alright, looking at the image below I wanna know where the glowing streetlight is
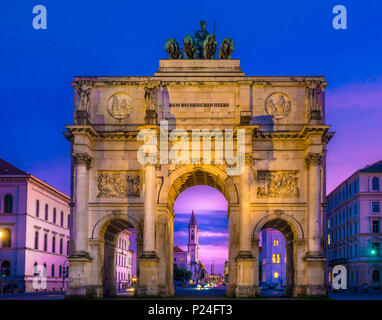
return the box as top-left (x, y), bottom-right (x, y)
top-left (0, 231), bottom-right (3, 238)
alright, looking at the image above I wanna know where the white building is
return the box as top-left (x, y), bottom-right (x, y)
top-left (0, 159), bottom-right (70, 292)
top-left (115, 230), bottom-right (134, 289)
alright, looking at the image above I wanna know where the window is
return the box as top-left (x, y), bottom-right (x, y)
top-left (2, 228), bottom-right (11, 247)
top-left (373, 270), bottom-right (380, 282)
top-left (4, 195), bottom-right (13, 213)
top-left (272, 254), bottom-right (276, 263)
top-left (372, 177), bottom-right (380, 191)
top-left (53, 208), bottom-right (56, 224)
top-left (51, 264), bottom-right (55, 277)
top-left (60, 238), bottom-right (63, 254)
top-left (45, 204), bottom-right (48, 220)
top-left (328, 234), bottom-right (331, 245)
top-left (59, 265), bottom-right (62, 277)
top-left (276, 254), bottom-right (280, 263)
top-left (36, 200), bottom-right (40, 217)
top-left (1, 261), bottom-right (10, 276)
top-left (67, 240), bottom-right (70, 256)
top-left (44, 234), bottom-right (48, 251)
top-left (67, 215), bottom-right (70, 228)
top-left (52, 236), bottom-right (56, 253)
top-left (372, 202), bottom-right (380, 213)
top-left (274, 240), bottom-right (279, 247)
top-left (373, 220), bottom-right (380, 233)
top-left (34, 231), bottom-right (39, 250)
top-left (33, 262), bottom-right (38, 276)
top-left (60, 211), bottom-right (64, 226)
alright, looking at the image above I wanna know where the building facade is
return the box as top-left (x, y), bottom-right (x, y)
top-left (325, 160), bottom-right (382, 292)
top-left (260, 228), bottom-right (286, 286)
top-left (0, 159), bottom-right (70, 292)
top-left (115, 230), bottom-right (134, 289)
top-left (174, 246), bottom-right (191, 271)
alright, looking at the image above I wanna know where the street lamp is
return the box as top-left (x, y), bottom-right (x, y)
top-left (62, 260), bottom-right (69, 293)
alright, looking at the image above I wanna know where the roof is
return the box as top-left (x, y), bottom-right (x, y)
top-left (0, 158), bottom-right (70, 202)
top-left (189, 210), bottom-right (197, 227)
top-left (359, 160), bottom-right (382, 173)
top-left (0, 158), bottom-right (28, 176)
top-left (174, 246), bottom-right (185, 253)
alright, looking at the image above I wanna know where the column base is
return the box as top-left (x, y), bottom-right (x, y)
top-left (137, 252), bottom-right (160, 297)
top-left (235, 285), bottom-right (256, 298)
top-left (67, 254), bottom-right (93, 298)
top-left (303, 253), bottom-right (327, 298)
top-left (235, 251), bottom-right (255, 298)
top-left (293, 285), bottom-right (307, 297)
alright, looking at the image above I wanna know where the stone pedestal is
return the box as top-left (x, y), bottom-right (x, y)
top-left (137, 252), bottom-right (160, 297)
top-left (235, 251), bottom-right (255, 298)
top-left (303, 254), bottom-right (327, 297)
top-left (66, 255), bottom-right (93, 298)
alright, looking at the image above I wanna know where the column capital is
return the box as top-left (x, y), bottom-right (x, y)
top-left (305, 152), bottom-right (322, 167)
top-left (73, 152), bottom-right (92, 169)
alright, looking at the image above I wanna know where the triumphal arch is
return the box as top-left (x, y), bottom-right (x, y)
top-left (65, 26), bottom-right (333, 298)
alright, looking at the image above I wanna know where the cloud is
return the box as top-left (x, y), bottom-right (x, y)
top-left (199, 231), bottom-right (228, 238)
top-left (326, 79), bottom-right (382, 110)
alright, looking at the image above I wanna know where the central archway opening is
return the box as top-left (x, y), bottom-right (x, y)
top-left (167, 167), bottom-right (232, 297)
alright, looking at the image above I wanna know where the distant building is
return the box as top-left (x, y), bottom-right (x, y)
top-left (325, 160), bottom-right (382, 292)
top-left (188, 210), bottom-right (199, 281)
top-left (174, 246), bottom-right (191, 271)
top-left (174, 210), bottom-right (205, 283)
top-left (115, 230), bottom-right (134, 289)
top-left (0, 159), bottom-right (70, 292)
top-left (260, 228), bottom-right (286, 285)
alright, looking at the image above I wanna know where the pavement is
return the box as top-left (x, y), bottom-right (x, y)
top-left (0, 287), bottom-right (381, 300)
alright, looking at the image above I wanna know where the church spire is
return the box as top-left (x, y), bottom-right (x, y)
top-left (189, 210), bottom-right (198, 227)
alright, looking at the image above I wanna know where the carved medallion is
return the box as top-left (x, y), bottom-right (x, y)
top-left (265, 93), bottom-right (292, 120)
top-left (97, 172), bottom-right (140, 198)
top-left (257, 170), bottom-right (299, 198)
top-left (108, 93), bottom-right (132, 120)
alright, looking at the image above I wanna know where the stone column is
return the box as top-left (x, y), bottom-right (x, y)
top-left (227, 205), bottom-right (239, 297)
top-left (251, 238), bottom-right (260, 295)
top-left (72, 152), bottom-right (92, 256)
top-left (143, 164), bottom-right (156, 253)
top-left (304, 152), bottom-right (326, 297)
top-left (235, 155), bottom-right (255, 297)
top-left (305, 152), bottom-right (322, 255)
top-left (293, 239), bottom-right (307, 296)
top-left (88, 239), bottom-right (104, 298)
top-left (137, 163), bottom-right (159, 296)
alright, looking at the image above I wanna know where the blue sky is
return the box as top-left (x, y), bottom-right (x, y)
top-left (1, 0), bottom-right (382, 275)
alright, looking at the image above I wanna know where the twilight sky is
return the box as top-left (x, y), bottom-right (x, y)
top-left (1, 1), bottom-right (382, 275)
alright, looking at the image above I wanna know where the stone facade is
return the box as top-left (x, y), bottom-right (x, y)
top-left (64, 59), bottom-right (333, 298)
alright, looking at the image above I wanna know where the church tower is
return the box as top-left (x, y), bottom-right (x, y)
top-left (188, 210), bottom-right (199, 264)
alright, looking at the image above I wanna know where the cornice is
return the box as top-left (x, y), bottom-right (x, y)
top-left (65, 125), bottom-right (99, 139)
